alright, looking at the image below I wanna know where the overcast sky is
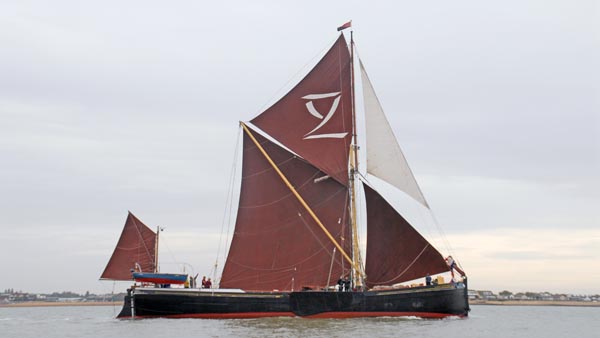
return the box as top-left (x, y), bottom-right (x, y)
top-left (1, 0), bottom-right (598, 295)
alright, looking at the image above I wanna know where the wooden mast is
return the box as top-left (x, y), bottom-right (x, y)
top-left (154, 226), bottom-right (159, 273)
top-left (348, 29), bottom-right (364, 288)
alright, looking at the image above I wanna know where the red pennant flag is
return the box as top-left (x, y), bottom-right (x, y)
top-left (337, 20), bottom-right (352, 31)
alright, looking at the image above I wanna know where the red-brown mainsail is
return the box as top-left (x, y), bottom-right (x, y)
top-left (220, 130), bottom-right (352, 291)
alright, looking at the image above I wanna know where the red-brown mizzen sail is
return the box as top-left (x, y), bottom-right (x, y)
top-left (251, 34), bottom-right (352, 186)
top-left (100, 212), bottom-right (157, 281)
top-left (363, 184), bottom-right (448, 287)
top-left (220, 130), bottom-right (352, 291)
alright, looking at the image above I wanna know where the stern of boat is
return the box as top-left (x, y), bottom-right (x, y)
top-left (116, 288), bottom-right (133, 319)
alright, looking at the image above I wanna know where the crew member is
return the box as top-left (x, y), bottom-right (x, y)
top-left (445, 256), bottom-right (466, 278)
top-left (343, 277), bottom-right (351, 292)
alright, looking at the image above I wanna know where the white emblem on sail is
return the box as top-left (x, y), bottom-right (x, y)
top-left (302, 92), bottom-right (348, 139)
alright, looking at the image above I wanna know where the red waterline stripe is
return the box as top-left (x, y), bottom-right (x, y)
top-left (122, 311), bottom-right (465, 319)
top-left (304, 312), bottom-right (465, 319)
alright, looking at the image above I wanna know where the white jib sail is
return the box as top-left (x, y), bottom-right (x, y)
top-left (360, 60), bottom-right (430, 209)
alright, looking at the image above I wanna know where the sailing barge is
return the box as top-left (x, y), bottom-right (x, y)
top-left (102, 26), bottom-right (470, 319)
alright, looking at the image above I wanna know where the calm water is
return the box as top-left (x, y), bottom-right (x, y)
top-left (1, 305), bottom-right (598, 338)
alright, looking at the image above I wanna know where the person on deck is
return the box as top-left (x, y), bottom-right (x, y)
top-left (201, 276), bottom-right (207, 288)
top-left (343, 277), bottom-right (351, 292)
top-left (337, 277), bottom-right (344, 292)
top-left (205, 278), bottom-right (212, 289)
top-left (445, 256), bottom-right (466, 278)
top-left (425, 274), bottom-right (432, 286)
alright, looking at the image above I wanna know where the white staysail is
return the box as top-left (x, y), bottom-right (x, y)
top-left (360, 60), bottom-right (429, 209)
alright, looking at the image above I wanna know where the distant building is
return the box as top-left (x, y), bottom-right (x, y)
top-left (514, 293), bottom-right (529, 300)
top-left (468, 290), bottom-right (480, 300)
top-left (478, 291), bottom-right (497, 300)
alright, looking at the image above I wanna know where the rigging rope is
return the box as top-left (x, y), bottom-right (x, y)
top-left (214, 124), bottom-right (242, 284)
top-left (158, 231), bottom-right (179, 269)
top-left (428, 209), bottom-right (461, 269)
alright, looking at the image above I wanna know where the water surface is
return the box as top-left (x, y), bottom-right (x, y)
top-left (1, 305), bottom-right (598, 338)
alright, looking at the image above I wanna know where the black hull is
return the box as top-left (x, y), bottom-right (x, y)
top-left (118, 289), bottom-right (291, 319)
top-left (291, 284), bottom-right (469, 318)
top-left (118, 282), bottom-right (469, 319)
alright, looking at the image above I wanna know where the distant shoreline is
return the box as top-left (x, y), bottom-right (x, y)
top-left (0, 301), bottom-right (122, 308)
top-left (471, 300), bottom-right (600, 307)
